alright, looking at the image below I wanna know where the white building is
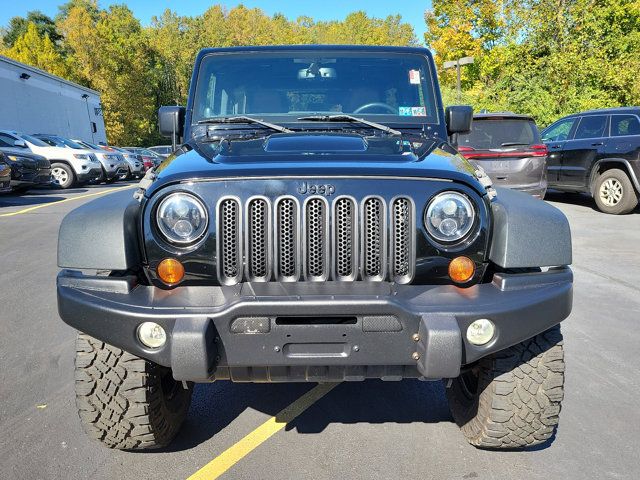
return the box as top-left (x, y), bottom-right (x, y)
top-left (0, 55), bottom-right (107, 144)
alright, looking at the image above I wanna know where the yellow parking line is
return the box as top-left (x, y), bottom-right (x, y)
top-left (0, 185), bottom-right (137, 218)
top-left (187, 383), bottom-right (339, 480)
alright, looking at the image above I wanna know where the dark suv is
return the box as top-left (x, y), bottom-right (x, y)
top-left (542, 107), bottom-right (640, 214)
top-left (457, 113), bottom-right (548, 198)
top-left (57, 45), bottom-right (572, 451)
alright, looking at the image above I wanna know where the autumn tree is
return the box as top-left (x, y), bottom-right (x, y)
top-left (2, 22), bottom-right (70, 78)
top-left (2, 11), bottom-right (62, 48)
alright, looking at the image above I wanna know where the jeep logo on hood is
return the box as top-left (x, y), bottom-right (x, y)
top-left (297, 182), bottom-right (335, 196)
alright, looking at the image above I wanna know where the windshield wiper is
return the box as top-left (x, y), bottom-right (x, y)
top-left (198, 116), bottom-right (293, 134)
top-left (298, 114), bottom-right (403, 136)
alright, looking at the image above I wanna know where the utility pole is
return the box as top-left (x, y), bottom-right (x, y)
top-left (443, 56), bottom-right (475, 103)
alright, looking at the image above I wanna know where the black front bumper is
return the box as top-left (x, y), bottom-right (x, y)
top-left (77, 167), bottom-right (103, 183)
top-left (10, 167), bottom-right (52, 188)
top-left (57, 268), bottom-right (572, 382)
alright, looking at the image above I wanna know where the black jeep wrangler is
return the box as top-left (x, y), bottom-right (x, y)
top-left (57, 46), bottom-right (572, 450)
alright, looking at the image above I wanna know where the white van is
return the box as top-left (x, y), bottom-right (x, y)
top-left (0, 130), bottom-right (102, 188)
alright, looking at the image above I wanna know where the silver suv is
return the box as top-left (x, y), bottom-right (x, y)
top-left (0, 130), bottom-right (102, 189)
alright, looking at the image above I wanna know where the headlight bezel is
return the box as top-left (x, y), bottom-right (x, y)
top-left (424, 190), bottom-right (478, 247)
top-left (156, 192), bottom-right (209, 246)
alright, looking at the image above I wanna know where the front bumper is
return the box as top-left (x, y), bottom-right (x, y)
top-left (10, 166), bottom-right (52, 188)
top-left (77, 167), bottom-right (103, 183)
top-left (57, 267), bottom-right (572, 382)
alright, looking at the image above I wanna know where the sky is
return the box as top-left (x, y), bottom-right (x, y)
top-left (0, 1), bottom-right (431, 44)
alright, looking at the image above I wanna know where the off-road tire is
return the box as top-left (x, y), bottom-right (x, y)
top-left (593, 168), bottom-right (638, 214)
top-left (51, 162), bottom-right (75, 189)
top-left (74, 333), bottom-right (193, 450)
top-left (446, 325), bottom-right (564, 449)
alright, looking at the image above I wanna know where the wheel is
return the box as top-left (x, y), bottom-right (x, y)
top-left (593, 168), bottom-right (638, 214)
top-left (446, 325), bottom-right (564, 449)
top-left (74, 333), bottom-right (193, 450)
top-left (122, 167), bottom-right (132, 180)
top-left (51, 163), bottom-right (75, 189)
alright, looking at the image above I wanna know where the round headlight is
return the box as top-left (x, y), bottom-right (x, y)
top-left (157, 193), bottom-right (208, 244)
top-left (425, 192), bottom-right (475, 243)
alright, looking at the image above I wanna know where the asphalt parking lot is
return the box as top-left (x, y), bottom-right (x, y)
top-left (1, 184), bottom-right (638, 480)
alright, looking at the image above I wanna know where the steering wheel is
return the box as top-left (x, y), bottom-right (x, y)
top-left (353, 102), bottom-right (397, 114)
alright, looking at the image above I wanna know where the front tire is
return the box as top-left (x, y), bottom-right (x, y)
top-left (593, 168), bottom-right (638, 214)
top-left (446, 325), bottom-right (564, 449)
top-left (74, 333), bottom-right (193, 450)
top-left (51, 163), bottom-right (75, 189)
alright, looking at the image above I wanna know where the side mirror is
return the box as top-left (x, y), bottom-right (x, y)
top-left (159, 106), bottom-right (186, 150)
top-left (445, 105), bottom-right (473, 136)
top-left (13, 139), bottom-right (27, 148)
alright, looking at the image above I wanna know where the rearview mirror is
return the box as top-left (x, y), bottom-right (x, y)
top-left (159, 106), bottom-right (186, 150)
top-left (445, 105), bottom-right (473, 136)
top-left (13, 139), bottom-right (27, 148)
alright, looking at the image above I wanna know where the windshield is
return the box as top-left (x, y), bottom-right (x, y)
top-left (18, 134), bottom-right (49, 147)
top-left (79, 141), bottom-right (99, 150)
top-left (192, 51), bottom-right (438, 129)
top-left (37, 135), bottom-right (84, 149)
top-left (458, 119), bottom-right (541, 149)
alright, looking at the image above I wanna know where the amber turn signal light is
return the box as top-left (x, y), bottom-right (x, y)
top-left (157, 258), bottom-right (185, 285)
top-left (448, 256), bottom-right (475, 284)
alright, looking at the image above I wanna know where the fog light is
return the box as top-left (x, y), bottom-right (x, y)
top-left (448, 256), bottom-right (475, 283)
top-left (466, 319), bottom-right (495, 346)
top-left (157, 258), bottom-right (185, 285)
top-left (137, 322), bottom-right (166, 348)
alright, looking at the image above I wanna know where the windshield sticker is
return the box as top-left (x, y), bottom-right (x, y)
top-left (399, 106), bottom-right (427, 117)
top-left (409, 69), bottom-right (421, 85)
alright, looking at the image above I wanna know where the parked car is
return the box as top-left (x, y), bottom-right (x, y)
top-left (541, 107), bottom-right (640, 214)
top-left (122, 147), bottom-right (163, 168)
top-left (99, 145), bottom-right (148, 174)
top-left (0, 153), bottom-right (11, 193)
top-left (57, 45), bottom-right (572, 452)
top-left (0, 145), bottom-right (51, 192)
top-left (71, 139), bottom-right (141, 181)
top-left (34, 134), bottom-right (127, 184)
top-left (0, 130), bottom-right (101, 189)
top-left (147, 145), bottom-right (172, 158)
top-left (457, 113), bottom-right (548, 199)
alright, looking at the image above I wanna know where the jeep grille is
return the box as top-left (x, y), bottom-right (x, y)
top-left (217, 196), bottom-right (415, 285)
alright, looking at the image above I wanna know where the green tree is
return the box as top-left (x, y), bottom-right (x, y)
top-left (59, 4), bottom-right (159, 145)
top-left (2, 11), bottom-right (62, 48)
top-left (2, 22), bottom-right (70, 78)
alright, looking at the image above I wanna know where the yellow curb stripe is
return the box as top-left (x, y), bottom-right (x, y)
top-left (187, 383), bottom-right (339, 480)
top-left (0, 185), bottom-right (137, 217)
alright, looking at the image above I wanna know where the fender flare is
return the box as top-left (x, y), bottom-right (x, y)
top-left (489, 187), bottom-right (572, 269)
top-left (57, 189), bottom-right (142, 270)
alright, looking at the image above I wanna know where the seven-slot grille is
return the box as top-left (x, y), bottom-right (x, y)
top-left (217, 196), bottom-right (414, 285)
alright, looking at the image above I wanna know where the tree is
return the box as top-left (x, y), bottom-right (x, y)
top-left (2, 11), bottom-right (62, 48)
top-left (59, 4), bottom-right (159, 145)
top-left (2, 22), bottom-right (70, 78)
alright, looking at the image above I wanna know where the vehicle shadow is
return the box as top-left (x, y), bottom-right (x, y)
top-left (0, 194), bottom-right (66, 207)
top-left (545, 190), bottom-right (640, 214)
top-left (164, 379), bottom-right (453, 453)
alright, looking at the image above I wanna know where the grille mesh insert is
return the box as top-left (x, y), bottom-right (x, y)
top-left (220, 199), bottom-right (240, 280)
top-left (305, 199), bottom-right (327, 278)
top-left (335, 198), bottom-right (355, 278)
top-left (392, 198), bottom-right (412, 280)
top-left (215, 195), bottom-right (415, 284)
top-left (363, 198), bottom-right (383, 278)
top-left (277, 199), bottom-right (297, 278)
top-left (248, 199), bottom-right (268, 279)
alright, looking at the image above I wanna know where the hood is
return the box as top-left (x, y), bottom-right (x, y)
top-left (147, 132), bottom-right (485, 197)
top-left (0, 147), bottom-right (50, 168)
